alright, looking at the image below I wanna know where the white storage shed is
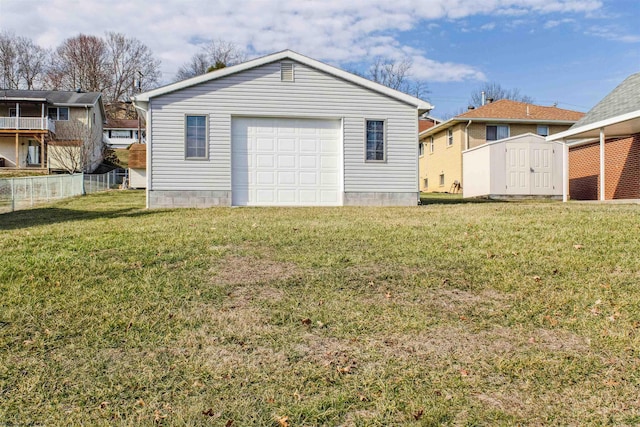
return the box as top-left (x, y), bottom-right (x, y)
top-left (462, 133), bottom-right (563, 198)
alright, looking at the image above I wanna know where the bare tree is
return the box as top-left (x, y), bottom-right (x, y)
top-left (470, 82), bottom-right (535, 107)
top-left (48, 118), bottom-right (102, 173)
top-left (15, 37), bottom-right (48, 90)
top-left (175, 40), bottom-right (247, 81)
top-left (0, 32), bottom-right (50, 90)
top-left (104, 32), bottom-right (161, 104)
top-left (354, 56), bottom-right (429, 100)
top-left (47, 34), bottom-right (109, 92)
top-left (0, 32), bottom-right (20, 89)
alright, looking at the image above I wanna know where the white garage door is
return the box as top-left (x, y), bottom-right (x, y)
top-left (231, 117), bottom-right (342, 206)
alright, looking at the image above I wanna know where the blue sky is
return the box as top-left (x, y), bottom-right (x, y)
top-left (1, 0), bottom-right (638, 117)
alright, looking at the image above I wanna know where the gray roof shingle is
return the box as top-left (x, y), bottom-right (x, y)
top-left (0, 89), bottom-right (101, 106)
top-left (571, 72), bottom-right (640, 129)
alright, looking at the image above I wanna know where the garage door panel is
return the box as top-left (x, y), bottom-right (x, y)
top-left (299, 172), bottom-right (318, 185)
top-left (278, 171), bottom-right (296, 185)
top-left (257, 155), bottom-right (274, 168)
top-left (277, 155), bottom-right (296, 168)
top-left (232, 117), bottom-right (341, 206)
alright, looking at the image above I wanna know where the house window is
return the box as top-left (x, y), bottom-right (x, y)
top-left (185, 115), bottom-right (207, 159)
top-left (537, 125), bottom-right (549, 137)
top-left (110, 130), bottom-right (132, 138)
top-left (419, 142), bottom-right (424, 157)
top-left (430, 136), bottom-right (434, 153)
top-left (365, 120), bottom-right (385, 161)
top-left (9, 108), bottom-right (17, 117)
top-left (48, 107), bottom-right (69, 121)
top-left (486, 125), bottom-right (509, 141)
top-left (439, 173), bottom-right (445, 186)
top-left (447, 129), bottom-right (454, 146)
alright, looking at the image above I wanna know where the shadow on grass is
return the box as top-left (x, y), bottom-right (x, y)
top-left (420, 193), bottom-right (502, 205)
top-left (0, 206), bottom-right (156, 230)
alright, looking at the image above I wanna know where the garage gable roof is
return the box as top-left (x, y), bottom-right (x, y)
top-left (133, 50), bottom-right (432, 111)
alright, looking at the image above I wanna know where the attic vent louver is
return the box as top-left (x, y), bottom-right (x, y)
top-left (281, 62), bottom-right (294, 82)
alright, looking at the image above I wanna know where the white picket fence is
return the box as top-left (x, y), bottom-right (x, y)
top-left (0, 169), bottom-right (127, 213)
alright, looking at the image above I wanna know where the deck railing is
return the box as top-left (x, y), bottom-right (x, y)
top-left (0, 117), bottom-right (55, 132)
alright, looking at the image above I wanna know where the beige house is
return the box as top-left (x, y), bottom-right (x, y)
top-left (0, 90), bottom-right (105, 173)
top-left (418, 99), bottom-right (584, 193)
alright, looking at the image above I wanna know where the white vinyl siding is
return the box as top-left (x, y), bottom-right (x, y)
top-left (149, 60), bottom-right (417, 193)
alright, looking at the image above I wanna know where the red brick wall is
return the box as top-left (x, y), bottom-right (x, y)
top-left (568, 133), bottom-right (640, 200)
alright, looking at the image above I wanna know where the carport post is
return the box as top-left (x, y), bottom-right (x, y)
top-left (562, 140), bottom-right (568, 202)
top-left (599, 127), bottom-right (605, 201)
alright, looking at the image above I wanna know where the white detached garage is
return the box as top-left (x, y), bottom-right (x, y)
top-left (462, 133), bottom-right (563, 199)
top-left (132, 50), bottom-right (432, 208)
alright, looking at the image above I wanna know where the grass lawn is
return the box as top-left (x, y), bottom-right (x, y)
top-left (113, 148), bottom-right (130, 168)
top-left (1, 191), bottom-right (640, 425)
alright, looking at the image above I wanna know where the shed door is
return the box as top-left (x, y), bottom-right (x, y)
top-left (231, 117), bottom-right (342, 206)
top-left (505, 142), bottom-right (529, 195)
top-left (530, 146), bottom-right (554, 195)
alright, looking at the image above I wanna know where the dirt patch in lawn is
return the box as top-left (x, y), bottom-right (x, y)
top-left (212, 255), bottom-right (300, 285)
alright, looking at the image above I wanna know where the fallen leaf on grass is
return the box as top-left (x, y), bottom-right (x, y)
top-left (460, 369), bottom-right (470, 377)
top-left (385, 292), bottom-right (392, 299)
top-left (603, 379), bottom-right (619, 387)
top-left (413, 409), bottom-right (424, 420)
top-left (301, 318), bottom-right (312, 325)
top-left (136, 399), bottom-right (145, 407)
top-left (154, 409), bottom-right (167, 422)
top-left (528, 337), bottom-right (536, 344)
top-left (533, 275), bottom-right (542, 282)
top-left (99, 401), bottom-right (109, 409)
top-left (573, 244), bottom-right (583, 250)
top-left (201, 408), bottom-right (220, 417)
top-left (358, 394), bottom-right (368, 402)
top-left (225, 420), bottom-right (234, 427)
top-left (276, 416), bottom-right (289, 427)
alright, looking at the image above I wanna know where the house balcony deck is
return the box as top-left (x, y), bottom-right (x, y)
top-left (0, 117), bottom-right (55, 134)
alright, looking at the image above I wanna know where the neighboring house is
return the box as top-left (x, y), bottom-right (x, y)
top-left (103, 119), bottom-right (143, 148)
top-left (132, 50), bottom-right (432, 208)
top-left (548, 72), bottom-right (640, 201)
top-left (0, 90), bottom-right (105, 172)
top-left (418, 99), bottom-right (584, 193)
top-left (463, 133), bottom-right (563, 198)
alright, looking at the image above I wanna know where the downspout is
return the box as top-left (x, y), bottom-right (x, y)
top-left (465, 120), bottom-right (472, 150)
top-left (132, 99), bottom-right (150, 208)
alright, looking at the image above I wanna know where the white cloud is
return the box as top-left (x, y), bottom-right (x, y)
top-left (544, 18), bottom-right (576, 28)
top-left (0, 0), bottom-right (604, 82)
top-left (587, 26), bottom-right (640, 43)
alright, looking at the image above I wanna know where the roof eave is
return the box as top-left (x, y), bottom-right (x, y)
top-left (547, 109), bottom-right (640, 141)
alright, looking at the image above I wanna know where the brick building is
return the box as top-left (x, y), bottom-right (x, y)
top-left (549, 73), bottom-right (640, 200)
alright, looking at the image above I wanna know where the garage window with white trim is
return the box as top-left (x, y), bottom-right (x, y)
top-left (185, 115), bottom-right (207, 159)
top-left (366, 119), bottom-right (385, 161)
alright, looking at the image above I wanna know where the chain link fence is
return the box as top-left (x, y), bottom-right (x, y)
top-left (0, 169), bottom-right (128, 213)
